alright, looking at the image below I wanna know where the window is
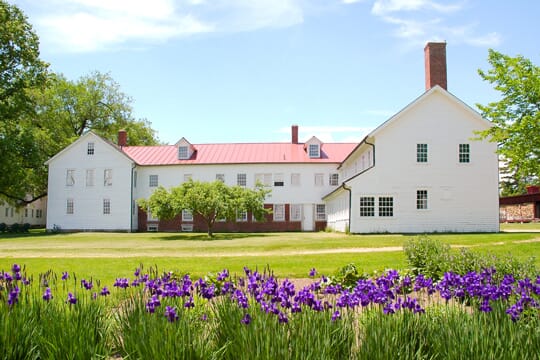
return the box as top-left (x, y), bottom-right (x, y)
top-left (147, 207), bottom-right (158, 221)
top-left (149, 175), bottom-right (158, 187)
top-left (316, 204), bottom-right (326, 221)
top-left (237, 173), bottom-right (247, 187)
top-left (290, 204), bottom-right (302, 221)
top-left (459, 144), bottom-right (470, 163)
top-left (36, 209), bottom-right (42, 218)
top-left (85, 169), bottom-right (95, 186)
top-left (4, 208), bottom-right (8, 217)
top-left (329, 173), bottom-right (339, 186)
top-left (103, 199), bottom-right (111, 214)
top-left (31, 209), bottom-right (34, 218)
top-left (360, 197), bottom-right (375, 217)
top-left (147, 224), bottom-right (158, 232)
top-left (291, 173), bottom-right (300, 186)
top-left (216, 174), bottom-right (225, 183)
top-left (379, 197), bottom-right (394, 217)
top-left (87, 142), bottom-right (95, 155)
top-left (236, 210), bottom-right (248, 222)
top-left (314, 173), bottom-right (324, 186)
top-left (417, 144), bottom-right (428, 163)
top-left (66, 199), bottom-right (74, 214)
top-left (182, 209), bottom-right (193, 221)
top-left (66, 169), bottom-right (75, 186)
top-left (255, 173), bottom-right (272, 186)
top-left (104, 169), bottom-right (113, 186)
top-left (273, 204), bottom-right (285, 221)
top-left (178, 146), bottom-right (189, 159)
top-left (417, 190), bottom-right (428, 210)
top-left (24, 209), bottom-right (28, 217)
top-left (308, 144), bottom-right (320, 158)
top-left (273, 173), bottom-right (284, 187)
top-left (184, 174), bottom-right (193, 182)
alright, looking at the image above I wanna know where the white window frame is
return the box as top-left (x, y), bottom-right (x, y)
top-left (273, 204), bottom-right (285, 222)
top-left (360, 197), bottom-right (375, 217)
top-left (66, 199), bottom-right (74, 215)
top-left (104, 169), bottom-right (113, 186)
top-left (149, 175), bottom-right (159, 187)
top-left (314, 173), bottom-right (324, 186)
top-left (290, 204), bottom-right (302, 221)
top-left (87, 142), bottom-right (95, 155)
top-left (147, 224), bottom-right (158, 232)
top-left (308, 144), bottom-right (320, 158)
top-left (103, 198), bottom-right (111, 215)
top-left (417, 143), bottom-right (428, 163)
top-left (459, 143), bottom-right (470, 163)
top-left (66, 169), bottom-right (75, 186)
top-left (237, 173), bottom-right (247, 187)
top-left (178, 146), bottom-right (189, 159)
top-left (378, 197), bottom-right (394, 217)
top-left (329, 173), bottom-right (339, 186)
top-left (316, 204), bottom-right (326, 221)
top-left (182, 209), bottom-right (193, 222)
top-left (417, 190), bottom-right (428, 210)
top-left (216, 174), bottom-right (225, 183)
top-left (86, 169), bottom-right (95, 187)
top-left (236, 210), bottom-right (248, 222)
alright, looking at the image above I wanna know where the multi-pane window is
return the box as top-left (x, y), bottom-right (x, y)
top-left (379, 197), bottom-right (394, 217)
top-left (66, 199), bottom-right (74, 214)
top-left (103, 199), bottom-right (111, 214)
top-left (86, 169), bottom-right (95, 186)
top-left (274, 173), bottom-right (284, 187)
top-left (87, 142), bottom-right (95, 155)
top-left (66, 169), bottom-right (75, 186)
top-left (329, 173), bottom-right (339, 186)
top-left (316, 204), bottom-right (326, 221)
top-left (417, 144), bottom-right (428, 163)
top-left (255, 173), bottom-right (272, 186)
top-left (273, 204), bottom-right (285, 221)
top-left (360, 197), bottom-right (375, 217)
top-left (182, 209), bottom-right (193, 221)
top-left (178, 146), bottom-right (189, 159)
top-left (314, 173), bottom-right (324, 186)
top-left (291, 173), bottom-right (300, 186)
top-left (290, 204), bottom-right (302, 221)
top-left (236, 210), bottom-right (248, 222)
top-left (417, 190), bottom-right (428, 210)
top-left (149, 175), bottom-right (158, 187)
top-left (216, 174), bottom-right (225, 183)
top-left (24, 209), bottom-right (28, 217)
top-left (36, 209), bottom-right (42, 218)
top-left (4, 208), bottom-right (8, 217)
top-left (104, 169), bottom-right (113, 186)
top-left (237, 173), bottom-right (247, 187)
top-left (459, 144), bottom-right (470, 163)
top-left (309, 144), bottom-right (320, 158)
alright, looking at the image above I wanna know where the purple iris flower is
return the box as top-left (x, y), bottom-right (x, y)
top-left (241, 313), bottom-right (251, 325)
top-left (100, 286), bottom-right (110, 296)
top-left (11, 264), bottom-right (21, 273)
top-left (66, 292), bottom-right (77, 305)
top-left (331, 310), bottom-right (341, 321)
top-left (8, 286), bottom-right (20, 306)
top-left (164, 306), bottom-right (178, 322)
top-left (309, 268), bottom-right (317, 277)
top-left (61, 272), bottom-right (69, 280)
top-left (42, 287), bottom-right (53, 301)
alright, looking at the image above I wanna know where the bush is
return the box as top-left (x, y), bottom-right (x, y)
top-left (22, 223), bottom-right (31, 232)
top-left (8, 223), bottom-right (20, 233)
top-left (403, 236), bottom-right (450, 280)
top-left (0, 223), bottom-right (6, 232)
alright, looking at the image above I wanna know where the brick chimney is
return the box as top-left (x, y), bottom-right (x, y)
top-left (118, 129), bottom-right (127, 147)
top-left (526, 185), bottom-right (540, 194)
top-left (424, 42), bottom-right (447, 90)
top-left (291, 124), bottom-right (299, 144)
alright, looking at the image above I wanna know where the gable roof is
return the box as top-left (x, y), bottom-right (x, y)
top-left (122, 142), bottom-right (357, 166)
top-left (45, 131), bottom-right (134, 165)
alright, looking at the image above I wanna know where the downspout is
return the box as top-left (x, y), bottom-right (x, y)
top-left (130, 164), bottom-right (135, 233)
top-left (342, 182), bottom-right (352, 234)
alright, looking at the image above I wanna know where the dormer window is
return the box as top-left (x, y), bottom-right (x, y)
top-left (308, 144), bottom-right (320, 158)
top-left (178, 146), bottom-right (189, 159)
top-left (87, 142), bottom-right (95, 155)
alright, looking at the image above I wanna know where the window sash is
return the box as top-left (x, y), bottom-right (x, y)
top-left (149, 175), bottom-right (159, 187)
top-left (66, 169), bottom-right (75, 186)
top-left (309, 144), bottom-right (320, 158)
top-left (417, 144), bottom-right (428, 163)
top-left (291, 173), bottom-right (300, 186)
top-left (417, 190), bottom-right (428, 210)
top-left (290, 204), bottom-right (302, 221)
top-left (329, 173), bottom-right (339, 186)
top-left (66, 199), bottom-right (74, 214)
top-left (182, 209), bottom-right (193, 221)
top-left (87, 142), bottom-right (95, 155)
top-left (104, 169), bottom-right (113, 186)
top-left (237, 173), bottom-right (247, 186)
top-left (378, 197), bottom-right (394, 217)
top-left (314, 173), bottom-right (324, 186)
top-left (459, 144), bottom-right (470, 163)
top-left (103, 199), bottom-right (111, 214)
top-left (273, 204), bottom-right (285, 221)
top-left (316, 204), bottom-right (326, 221)
top-left (178, 146), bottom-right (189, 159)
top-left (360, 197), bottom-right (375, 217)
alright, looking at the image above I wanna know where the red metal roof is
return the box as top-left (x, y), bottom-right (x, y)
top-left (122, 142), bottom-right (357, 166)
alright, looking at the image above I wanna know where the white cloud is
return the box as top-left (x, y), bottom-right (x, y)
top-left (372, 0), bottom-right (462, 15)
top-left (24, 0), bottom-right (305, 53)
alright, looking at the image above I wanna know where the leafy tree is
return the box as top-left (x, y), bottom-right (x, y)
top-left (140, 180), bottom-right (271, 237)
top-left (477, 49), bottom-right (540, 195)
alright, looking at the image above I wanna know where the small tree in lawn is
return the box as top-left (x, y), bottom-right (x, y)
top-left (139, 180), bottom-right (271, 237)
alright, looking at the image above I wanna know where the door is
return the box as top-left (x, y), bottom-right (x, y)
top-left (302, 204), bottom-right (314, 231)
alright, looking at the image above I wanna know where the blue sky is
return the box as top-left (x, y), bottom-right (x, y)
top-left (11, 0), bottom-right (540, 145)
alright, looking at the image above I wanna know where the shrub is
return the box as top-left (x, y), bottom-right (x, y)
top-left (0, 223), bottom-right (6, 232)
top-left (403, 236), bottom-right (450, 280)
top-left (22, 223), bottom-right (31, 233)
top-left (8, 223), bottom-right (20, 233)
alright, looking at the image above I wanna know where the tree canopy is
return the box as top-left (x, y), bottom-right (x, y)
top-left (139, 180), bottom-right (271, 236)
top-left (477, 49), bottom-right (540, 195)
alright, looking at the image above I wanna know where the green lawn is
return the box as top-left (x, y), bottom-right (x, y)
top-left (1, 230), bottom-right (538, 285)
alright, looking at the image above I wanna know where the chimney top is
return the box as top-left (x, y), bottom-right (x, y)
top-left (118, 129), bottom-right (127, 147)
top-left (424, 42), bottom-right (447, 91)
top-left (292, 124), bottom-right (299, 144)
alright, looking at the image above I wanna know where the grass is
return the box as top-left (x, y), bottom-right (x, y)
top-left (1, 230), bottom-right (538, 285)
